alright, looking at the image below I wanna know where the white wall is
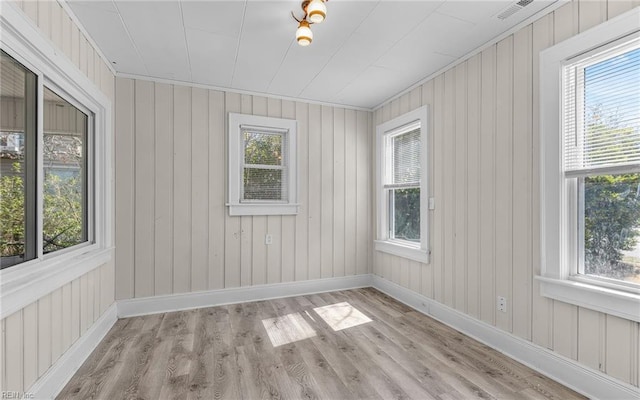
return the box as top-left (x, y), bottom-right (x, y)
top-left (1, 0), bottom-right (115, 393)
top-left (114, 79), bottom-right (373, 299)
top-left (373, 0), bottom-right (640, 388)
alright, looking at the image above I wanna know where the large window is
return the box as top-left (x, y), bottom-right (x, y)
top-left (375, 106), bottom-right (429, 263)
top-left (0, 51), bottom-right (92, 269)
top-left (228, 113), bottom-right (298, 216)
top-left (539, 8), bottom-right (640, 322)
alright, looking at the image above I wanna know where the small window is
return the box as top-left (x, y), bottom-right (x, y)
top-left (228, 113), bottom-right (297, 216)
top-left (375, 106), bottom-right (429, 263)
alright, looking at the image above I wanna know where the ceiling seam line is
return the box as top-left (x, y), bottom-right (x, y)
top-left (230, 0), bottom-right (249, 87)
top-left (266, 39), bottom-right (295, 93)
top-left (111, 0), bottom-right (149, 76)
top-left (178, 1), bottom-right (193, 82)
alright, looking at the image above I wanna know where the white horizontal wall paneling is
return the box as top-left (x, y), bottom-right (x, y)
top-left (372, 0), bottom-right (640, 390)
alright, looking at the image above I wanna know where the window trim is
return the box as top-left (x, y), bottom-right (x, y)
top-left (375, 106), bottom-right (429, 264)
top-left (227, 113), bottom-right (298, 216)
top-left (0, 3), bottom-right (113, 320)
top-left (538, 7), bottom-right (640, 322)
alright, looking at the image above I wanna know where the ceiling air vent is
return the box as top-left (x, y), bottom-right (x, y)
top-left (497, 0), bottom-right (534, 20)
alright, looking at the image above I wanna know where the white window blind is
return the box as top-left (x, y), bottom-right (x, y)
top-left (384, 122), bottom-right (421, 189)
top-left (563, 38), bottom-right (640, 177)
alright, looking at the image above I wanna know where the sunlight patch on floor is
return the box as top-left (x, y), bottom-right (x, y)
top-left (313, 302), bottom-right (372, 331)
top-left (262, 313), bottom-right (316, 347)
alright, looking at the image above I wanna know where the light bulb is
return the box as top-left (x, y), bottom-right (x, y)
top-left (296, 20), bottom-right (312, 46)
top-left (306, 0), bottom-right (326, 24)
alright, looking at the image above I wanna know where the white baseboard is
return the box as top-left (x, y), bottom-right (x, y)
top-left (117, 274), bottom-right (373, 318)
top-left (28, 303), bottom-right (117, 400)
top-left (371, 275), bottom-right (640, 400)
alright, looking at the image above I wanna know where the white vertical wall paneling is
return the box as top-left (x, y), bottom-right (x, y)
top-left (173, 85), bottom-right (192, 294)
top-left (494, 36), bottom-right (514, 333)
top-left (308, 104), bottom-right (322, 280)
top-left (466, 53), bottom-right (481, 319)
top-left (70, 279), bottom-right (80, 343)
top-left (512, 25), bottom-right (533, 341)
top-left (356, 110), bottom-right (370, 276)
top-left (606, 315), bottom-right (634, 383)
top-left (80, 274), bottom-right (89, 334)
top-left (224, 92), bottom-right (242, 288)
top-left (37, 294), bottom-right (51, 377)
top-left (421, 80), bottom-right (435, 300)
top-left (79, 34), bottom-right (87, 76)
top-left (50, 2), bottom-right (62, 51)
top-left (61, 12), bottom-right (71, 59)
top-left (344, 108), bottom-right (357, 277)
top-left (281, 100), bottom-right (296, 283)
top-left (431, 75), bottom-right (445, 303)
top-left (69, 21), bottom-right (81, 69)
top-left (22, 303), bottom-right (38, 390)
top-left (154, 83), bottom-right (174, 296)
top-left (23, 0), bottom-right (37, 23)
top-left (579, 0), bottom-right (606, 32)
top-left (115, 78), bottom-right (135, 300)
top-left (443, 69), bottom-right (456, 308)
top-left (454, 63), bottom-right (468, 313)
top-left (61, 283), bottom-right (72, 351)
top-left (267, 97), bottom-right (283, 284)
top-left (239, 94), bottom-right (253, 287)
top-left (50, 288), bottom-right (63, 362)
top-left (208, 90), bottom-right (226, 290)
top-left (531, 12), bottom-right (554, 350)
top-left (295, 101), bottom-right (310, 282)
top-left (333, 107), bottom-right (346, 278)
top-left (252, 96), bottom-right (268, 285)
top-left (37, 0), bottom-right (50, 39)
top-left (5, 311), bottom-right (23, 392)
top-left (191, 87), bottom-right (209, 292)
top-left (577, 307), bottom-right (603, 371)
top-left (479, 45), bottom-right (497, 326)
top-left (321, 106), bottom-right (334, 279)
top-left (134, 80), bottom-right (155, 298)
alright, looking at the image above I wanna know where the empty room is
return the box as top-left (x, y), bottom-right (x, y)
top-left (1, 0), bottom-right (639, 398)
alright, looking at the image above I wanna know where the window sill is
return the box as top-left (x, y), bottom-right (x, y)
top-left (228, 203), bottom-right (299, 216)
top-left (536, 275), bottom-right (640, 322)
top-left (374, 240), bottom-right (429, 264)
top-left (0, 246), bottom-right (113, 319)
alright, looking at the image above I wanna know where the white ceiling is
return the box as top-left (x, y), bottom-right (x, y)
top-left (67, 0), bottom-right (559, 109)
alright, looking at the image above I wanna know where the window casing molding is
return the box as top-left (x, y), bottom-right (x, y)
top-left (0, 2), bottom-right (113, 319)
top-left (375, 106), bottom-right (430, 264)
top-left (227, 113), bottom-right (298, 216)
top-left (539, 7), bottom-right (640, 322)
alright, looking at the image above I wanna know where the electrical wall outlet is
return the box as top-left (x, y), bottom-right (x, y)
top-left (497, 296), bottom-right (507, 313)
top-left (265, 234), bottom-right (273, 245)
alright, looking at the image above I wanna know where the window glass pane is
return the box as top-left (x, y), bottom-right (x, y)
top-left (583, 173), bottom-right (640, 283)
top-left (43, 87), bottom-right (88, 254)
top-left (244, 131), bottom-right (283, 166)
top-left (243, 168), bottom-right (285, 201)
top-left (565, 43), bottom-right (640, 172)
top-left (1, 50), bottom-right (37, 268)
top-left (392, 188), bottom-right (420, 242)
top-left (392, 129), bottom-right (420, 185)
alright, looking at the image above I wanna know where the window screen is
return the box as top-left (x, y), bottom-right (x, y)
top-left (242, 127), bottom-right (288, 201)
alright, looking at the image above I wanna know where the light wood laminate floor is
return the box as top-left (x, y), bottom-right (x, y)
top-left (58, 288), bottom-right (585, 399)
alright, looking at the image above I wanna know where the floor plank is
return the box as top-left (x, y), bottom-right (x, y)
top-left (57, 289), bottom-right (586, 400)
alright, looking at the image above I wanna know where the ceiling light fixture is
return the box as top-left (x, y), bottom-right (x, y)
top-left (292, 0), bottom-right (327, 47)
